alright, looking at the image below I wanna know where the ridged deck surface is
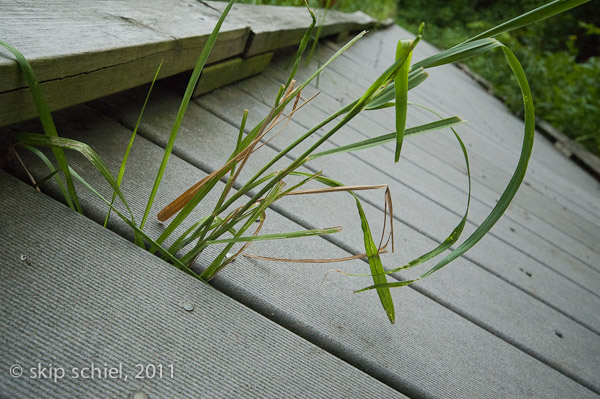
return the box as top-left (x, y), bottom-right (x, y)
top-left (1, 5), bottom-right (599, 399)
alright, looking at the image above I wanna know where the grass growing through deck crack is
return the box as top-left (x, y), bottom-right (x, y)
top-left (2, 0), bottom-right (591, 324)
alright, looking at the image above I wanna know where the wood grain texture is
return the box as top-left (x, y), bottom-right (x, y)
top-left (0, 0), bottom-right (375, 127)
top-left (204, 1), bottom-right (376, 56)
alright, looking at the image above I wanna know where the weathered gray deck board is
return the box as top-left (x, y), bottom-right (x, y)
top-left (0, 0), bottom-right (248, 127)
top-left (11, 105), bottom-right (599, 398)
top-left (205, 1), bottom-right (376, 57)
top-left (0, 171), bottom-right (405, 399)
top-left (0, 0), bottom-right (375, 127)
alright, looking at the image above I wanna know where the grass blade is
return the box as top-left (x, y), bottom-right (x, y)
top-left (412, 38), bottom-right (503, 70)
top-left (15, 144), bottom-right (71, 203)
top-left (105, 59), bottom-right (163, 227)
top-left (304, 0), bottom-right (331, 66)
top-left (309, 117), bottom-right (465, 159)
top-left (419, 46), bottom-right (534, 279)
top-left (355, 197), bottom-right (395, 324)
top-left (463, 0), bottom-right (591, 44)
top-left (285, 0), bottom-right (316, 90)
top-left (0, 41), bottom-right (82, 213)
top-left (356, 44), bottom-right (534, 292)
top-left (14, 133), bottom-right (144, 246)
top-left (394, 39), bottom-right (413, 162)
top-left (140, 0), bottom-right (237, 229)
top-left (203, 226), bottom-right (341, 245)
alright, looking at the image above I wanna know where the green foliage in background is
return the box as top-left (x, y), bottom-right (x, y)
top-left (226, 0), bottom-right (397, 20)
top-left (397, 0), bottom-right (600, 155)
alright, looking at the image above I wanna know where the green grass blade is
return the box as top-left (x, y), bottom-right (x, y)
top-left (394, 39), bottom-right (413, 162)
top-left (140, 0), bottom-right (236, 229)
top-left (203, 226), bottom-right (341, 245)
top-left (412, 38), bottom-right (503, 70)
top-left (15, 144), bottom-right (72, 205)
top-left (0, 41), bottom-right (82, 213)
top-left (366, 68), bottom-right (428, 110)
top-left (14, 133), bottom-right (142, 245)
top-left (304, 0), bottom-right (331, 66)
top-left (464, 0), bottom-right (591, 44)
top-left (419, 46), bottom-right (534, 279)
top-left (309, 117), bottom-right (465, 159)
top-left (285, 0), bottom-right (316, 90)
top-left (354, 279), bottom-right (416, 293)
top-left (357, 45), bottom-right (534, 291)
top-left (286, 172), bottom-right (395, 323)
top-left (104, 59), bottom-right (163, 227)
top-left (388, 126), bottom-right (470, 274)
top-left (355, 197), bottom-right (395, 324)
top-left (412, 1), bottom-right (589, 72)
top-left (68, 168), bottom-right (203, 280)
top-left (231, 109), bottom-right (249, 162)
top-left (36, 169), bottom-right (60, 186)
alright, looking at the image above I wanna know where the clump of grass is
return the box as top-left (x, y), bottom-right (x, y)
top-left (2, 0), bottom-right (590, 323)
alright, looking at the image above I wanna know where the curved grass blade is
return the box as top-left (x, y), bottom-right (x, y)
top-left (418, 46), bottom-right (534, 279)
top-left (15, 144), bottom-right (71, 202)
top-left (105, 59), bottom-right (163, 227)
top-left (309, 117), bottom-right (465, 159)
top-left (1, 41), bottom-right (81, 213)
top-left (14, 132), bottom-right (144, 247)
top-left (463, 0), bottom-right (591, 44)
top-left (385, 102), bottom-right (471, 274)
top-left (356, 45), bottom-right (534, 293)
top-left (140, 0), bottom-right (237, 229)
top-left (412, 38), bottom-right (503, 70)
top-left (305, 0), bottom-right (331, 67)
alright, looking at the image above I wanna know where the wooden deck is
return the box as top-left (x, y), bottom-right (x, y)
top-left (1, 2), bottom-right (599, 398)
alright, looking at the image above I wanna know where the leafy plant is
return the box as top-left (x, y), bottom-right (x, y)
top-left (2, 0), bottom-right (590, 323)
